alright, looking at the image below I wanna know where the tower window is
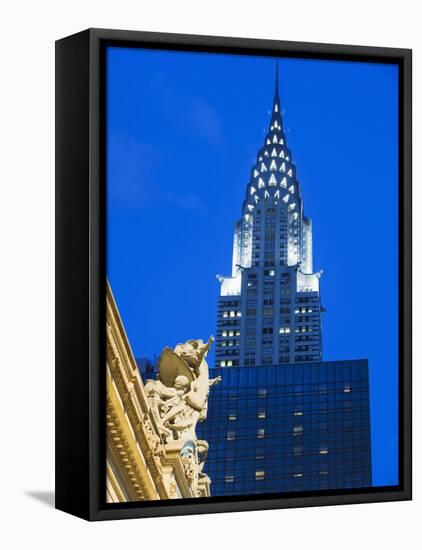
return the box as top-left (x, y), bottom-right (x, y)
top-left (227, 431), bottom-right (236, 441)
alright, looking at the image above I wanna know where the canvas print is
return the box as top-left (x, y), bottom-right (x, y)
top-left (105, 47), bottom-right (398, 502)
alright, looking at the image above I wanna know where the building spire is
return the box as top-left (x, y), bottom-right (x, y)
top-left (274, 59), bottom-right (279, 101)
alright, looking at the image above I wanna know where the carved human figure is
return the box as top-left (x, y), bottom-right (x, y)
top-left (146, 336), bottom-right (220, 445)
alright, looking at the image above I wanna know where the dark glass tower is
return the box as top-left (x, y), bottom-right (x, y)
top-left (199, 360), bottom-right (372, 495)
top-left (215, 65), bottom-right (322, 369)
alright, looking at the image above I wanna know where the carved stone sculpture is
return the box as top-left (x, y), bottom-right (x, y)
top-left (144, 336), bottom-right (220, 493)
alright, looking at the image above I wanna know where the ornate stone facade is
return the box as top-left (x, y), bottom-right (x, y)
top-left (106, 283), bottom-right (214, 502)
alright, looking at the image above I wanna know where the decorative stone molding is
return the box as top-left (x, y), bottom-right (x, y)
top-left (106, 282), bottom-right (212, 502)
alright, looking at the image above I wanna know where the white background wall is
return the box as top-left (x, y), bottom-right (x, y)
top-left (0, 1), bottom-right (419, 548)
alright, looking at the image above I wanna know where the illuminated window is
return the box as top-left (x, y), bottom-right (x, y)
top-left (269, 174), bottom-right (277, 186)
top-left (294, 411), bottom-right (303, 416)
top-left (270, 160), bottom-right (277, 171)
top-left (258, 177), bottom-right (265, 189)
top-left (225, 475), bottom-right (235, 483)
top-left (280, 177), bottom-right (287, 188)
top-left (274, 103), bottom-right (279, 112)
top-left (320, 470), bottom-right (328, 476)
top-left (223, 311), bottom-right (228, 318)
top-left (254, 169), bottom-right (259, 178)
top-left (227, 431), bottom-right (236, 441)
top-left (227, 360), bottom-right (233, 367)
top-left (257, 411), bottom-right (266, 419)
top-left (293, 473), bottom-right (303, 478)
top-left (289, 185), bottom-right (294, 194)
top-left (293, 426), bottom-right (303, 436)
top-left (282, 194), bottom-right (289, 203)
top-left (222, 331), bottom-right (227, 337)
top-left (273, 134), bottom-right (278, 143)
top-left (287, 168), bottom-right (293, 177)
top-left (271, 148), bottom-right (277, 157)
top-left (280, 162), bottom-right (286, 172)
top-left (228, 414), bottom-right (237, 421)
top-left (261, 162), bottom-right (268, 172)
top-left (319, 447), bottom-right (328, 455)
top-left (344, 385), bottom-right (351, 393)
top-left (220, 361), bottom-right (226, 367)
top-left (255, 471), bottom-right (265, 481)
top-left (293, 445), bottom-right (302, 456)
top-left (257, 428), bottom-right (265, 439)
top-left (258, 388), bottom-right (267, 398)
top-left (250, 186), bottom-right (256, 195)
top-left (279, 150), bottom-right (285, 158)
top-left (279, 327), bottom-right (291, 334)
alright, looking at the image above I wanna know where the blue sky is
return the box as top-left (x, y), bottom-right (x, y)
top-left (106, 47), bottom-right (398, 487)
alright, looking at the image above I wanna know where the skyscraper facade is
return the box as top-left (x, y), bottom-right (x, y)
top-left (215, 67), bottom-right (323, 369)
top-left (199, 360), bottom-right (372, 495)
top-left (198, 66), bottom-right (372, 496)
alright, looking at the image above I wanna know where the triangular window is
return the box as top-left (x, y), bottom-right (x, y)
top-left (271, 148), bottom-right (277, 157)
top-left (250, 186), bottom-right (256, 195)
top-left (261, 162), bottom-right (268, 172)
top-left (273, 135), bottom-right (278, 144)
top-left (279, 150), bottom-right (285, 158)
top-left (282, 194), bottom-right (289, 203)
top-left (258, 178), bottom-right (265, 189)
top-left (280, 162), bottom-right (286, 173)
top-left (270, 160), bottom-right (277, 171)
top-left (280, 177), bottom-right (287, 188)
top-left (269, 174), bottom-right (277, 186)
top-left (289, 185), bottom-right (294, 194)
top-left (287, 168), bottom-right (293, 177)
top-left (274, 190), bottom-right (280, 199)
top-left (254, 169), bottom-right (259, 178)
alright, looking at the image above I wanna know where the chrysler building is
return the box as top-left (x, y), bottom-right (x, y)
top-left (215, 66), bottom-right (323, 368)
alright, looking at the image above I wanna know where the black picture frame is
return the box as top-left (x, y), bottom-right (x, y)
top-left (55, 28), bottom-right (412, 521)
